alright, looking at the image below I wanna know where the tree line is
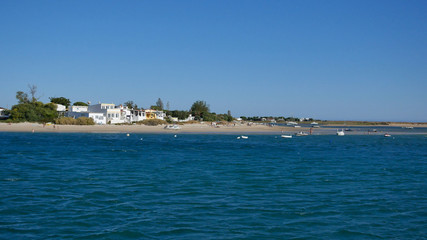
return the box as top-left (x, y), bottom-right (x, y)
top-left (4, 86), bottom-right (235, 123)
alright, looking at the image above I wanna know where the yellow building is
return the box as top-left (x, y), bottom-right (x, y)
top-left (144, 109), bottom-right (165, 120)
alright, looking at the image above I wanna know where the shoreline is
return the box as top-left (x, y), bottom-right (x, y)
top-left (1, 122), bottom-right (426, 135)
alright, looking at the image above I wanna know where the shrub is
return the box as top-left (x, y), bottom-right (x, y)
top-left (55, 117), bottom-right (76, 125)
top-left (137, 119), bottom-right (167, 126)
top-left (55, 117), bottom-right (95, 125)
top-left (10, 102), bottom-right (58, 123)
top-left (76, 117), bottom-right (95, 125)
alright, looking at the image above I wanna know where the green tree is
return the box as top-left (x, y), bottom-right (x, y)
top-left (124, 100), bottom-right (137, 109)
top-left (16, 91), bottom-right (29, 104)
top-left (167, 110), bottom-right (190, 120)
top-left (73, 101), bottom-right (88, 106)
top-left (202, 112), bottom-right (217, 122)
top-left (190, 100), bottom-right (210, 120)
top-left (156, 98), bottom-right (164, 110)
top-left (150, 105), bottom-right (162, 111)
top-left (50, 97), bottom-right (71, 107)
top-left (10, 96), bottom-right (58, 123)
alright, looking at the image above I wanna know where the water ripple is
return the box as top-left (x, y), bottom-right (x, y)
top-left (0, 133), bottom-right (426, 239)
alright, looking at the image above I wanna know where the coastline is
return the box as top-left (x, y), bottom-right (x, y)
top-left (1, 122), bottom-right (426, 135)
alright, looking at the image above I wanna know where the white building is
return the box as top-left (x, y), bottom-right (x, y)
top-left (178, 114), bottom-right (195, 122)
top-left (117, 105), bottom-right (133, 123)
top-left (70, 105), bottom-right (88, 112)
top-left (67, 112), bottom-right (106, 125)
top-left (144, 109), bottom-right (166, 120)
top-left (0, 107), bottom-right (9, 119)
top-left (130, 109), bottom-right (146, 122)
top-left (87, 103), bottom-right (124, 124)
top-left (66, 105), bottom-right (88, 119)
top-left (65, 102), bottom-right (167, 125)
top-left (55, 104), bottom-right (66, 112)
top-left (67, 104), bottom-right (107, 124)
top-left (87, 112), bottom-right (106, 125)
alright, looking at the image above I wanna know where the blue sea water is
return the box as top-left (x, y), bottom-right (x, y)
top-left (1, 133), bottom-right (426, 239)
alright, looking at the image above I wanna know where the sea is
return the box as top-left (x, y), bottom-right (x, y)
top-left (1, 132), bottom-right (426, 239)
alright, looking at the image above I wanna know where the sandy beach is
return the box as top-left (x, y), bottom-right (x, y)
top-left (1, 122), bottom-right (426, 135)
top-left (0, 122), bottom-right (287, 134)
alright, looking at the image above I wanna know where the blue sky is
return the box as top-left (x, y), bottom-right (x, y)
top-left (1, 0), bottom-right (426, 121)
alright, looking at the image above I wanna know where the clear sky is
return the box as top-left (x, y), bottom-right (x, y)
top-left (1, 0), bottom-right (426, 121)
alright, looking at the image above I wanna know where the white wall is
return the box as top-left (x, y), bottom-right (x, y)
top-left (70, 105), bottom-right (88, 112)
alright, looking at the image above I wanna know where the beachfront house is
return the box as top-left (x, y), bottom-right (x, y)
top-left (67, 105), bottom-right (106, 124)
top-left (169, 116), bottom-right (179, 122)
top-left (117, 105), bottom-right (133, 123)
top-left (54, 103), bottom-right (67, 117)
top-left (87, 112), bottom-right (106, 125)
top-left (144, 109), bottom-right (166, 120)
top-left (167, 114), bottom-right (194, 123)
top-left (0, 107), bottom-right (9, 120)
top-left (64, 102), bottom-right (167, 125)
top-left (88, 103), bottom-right (124, 124)
top-left (66, 105), bottom-right (89, 118)
top-left (55, 103), bottom-right (67, 112)
top-left (130, 109), bottom-right (146, 122)
top-left (70, 105), bottom-right (88, 112)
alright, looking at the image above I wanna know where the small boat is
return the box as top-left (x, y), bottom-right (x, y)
top-left (294, 125), bottom-right (301, 128)
top-left (295, 131), bottom-right (309, 136)
top-left (241, 135), bottom-right (248, 139)
top-left (164, 125), bottom-right (181, 130)
top-left (336, 129), bottom-right (345, 136)
top-left (384, 133), bottom-right (391, 137)
top-left (311, 122), bottom-right (318, 125)
top-left (287, 122), bottom-right (298, 126)
top-left (281, 135), bottom-right (292, 138)
top-left (403, 126), bottom-right (414, 129)
top-left (312, 125), bottom-right (320, 128)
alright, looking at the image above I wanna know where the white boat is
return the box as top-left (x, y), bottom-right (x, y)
top-left (295, 131), bottom-right (309, 136)
top-left (281, 135), bottom-right (292, 138)
top-left (336, 129), bottom-right (345, 136)
top-left (384, 133), bottom-right (391, 137)
top-left (164, 125), bottom-right (181, 130)
top-left (403, 126), bottom-right (413, 129)
top-left (311, 122), bottom-right (319, 125)
top-left (241, 135), bottom-right (248, 139)
top-left (294, 125), bottom-right (301, 128)
top-left (287, 122), bottom-right (298, 126)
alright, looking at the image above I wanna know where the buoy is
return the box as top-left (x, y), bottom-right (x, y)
top-left (174, 135), bottom-right (177, 138)
top-left (126, 133), bottom-right (130, 137)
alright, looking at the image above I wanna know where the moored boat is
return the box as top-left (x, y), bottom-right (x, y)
top-left (336, 129), bottom-right (345, 136)
top-left (164, 125), bottom-right (181, 130)
top-left (295, 131), bottom-right (309, 136)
